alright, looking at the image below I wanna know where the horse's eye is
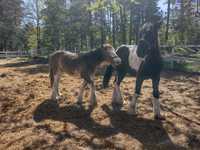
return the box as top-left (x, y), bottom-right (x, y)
top-left (111, 55), bottom-right (118, 59)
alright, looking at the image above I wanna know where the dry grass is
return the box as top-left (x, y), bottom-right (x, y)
top-left (0, 58), bottom-right (200, 150)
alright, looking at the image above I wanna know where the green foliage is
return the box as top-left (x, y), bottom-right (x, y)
top-left (27, 28), bottom-right (37, 50)
top-left (0, 0), bottom-right (200, 54)
top-left (0, 0), bottom-right (23, 50)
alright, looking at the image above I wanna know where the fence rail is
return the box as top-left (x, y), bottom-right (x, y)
top-left (161, 45), bottom-right (200, 58)
top-left (161, 45), bottom-right (200, 72)
top-left (0, 51), bottom-right (30, 58)
top-left (161, 45), bottom-right (200, 48)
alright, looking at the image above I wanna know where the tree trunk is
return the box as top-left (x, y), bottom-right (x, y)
top-left (100, 10), bottom-right (105, 47)
top-left (36, 0), bottom-right (40, 55)
top-left (88, 1), bottom-right (94, 49)
top-left (165, 0), bottom-right (171, 41)
top-left (129, 6), bottom-right (133, 45)
top-left (120, 6), bottom-right (127, 44)
top-left (112, 12), bottom-right (116, 48)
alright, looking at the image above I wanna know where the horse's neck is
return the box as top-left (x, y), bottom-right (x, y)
top-left (149, 32), bottom-right (161, 56)
top-left (85, 49), bottom-right (104, 65)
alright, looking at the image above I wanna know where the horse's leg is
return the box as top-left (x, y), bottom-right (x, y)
top-left (76, 80), bottom-right (87, 105)
top-left (112, 70), bottom-right (126, 107)
top-left (51, 73), bottom-right (60, 101)
top-left (89, 80), bottom-right (97, 107)
top-left (128, 76), bottom-right (143, 115)
top-left (152, 76), bottom-right (164, 120)
top-left (82, 74), bottom-right (97, 107)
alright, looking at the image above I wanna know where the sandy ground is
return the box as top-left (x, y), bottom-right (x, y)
top-left (0, 58), bottom-right (200, 150)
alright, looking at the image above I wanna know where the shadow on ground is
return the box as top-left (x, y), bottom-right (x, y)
top-left (33, 99), bottom-right (186, 150)
top-left (1, 57), bottom-right (48, 68)
top-left (15, 64), bottom-right (49, 74)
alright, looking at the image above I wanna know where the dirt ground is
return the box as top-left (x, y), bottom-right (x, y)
top-left (0, 58), bottom-right (200, 150)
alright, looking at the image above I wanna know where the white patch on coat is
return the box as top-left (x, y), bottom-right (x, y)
top-left (128, 45), bottom-right (144, 71)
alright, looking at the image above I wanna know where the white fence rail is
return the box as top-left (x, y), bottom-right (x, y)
top-left (0, 51), bottom-right (30, 58)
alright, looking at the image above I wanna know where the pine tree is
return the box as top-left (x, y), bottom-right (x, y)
top-left (0, 0), bottom-right (23, 51)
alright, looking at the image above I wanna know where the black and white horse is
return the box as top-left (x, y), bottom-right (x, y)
top-left (103, 22), bottom-right (164, 120)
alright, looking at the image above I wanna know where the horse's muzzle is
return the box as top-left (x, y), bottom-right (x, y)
top-left (113, 57), bottom-right (121, 66)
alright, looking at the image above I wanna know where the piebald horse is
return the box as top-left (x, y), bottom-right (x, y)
top-left (49, 44), bottom-right (121, 107)
top-left (103, 22), bottom-right (164, 120)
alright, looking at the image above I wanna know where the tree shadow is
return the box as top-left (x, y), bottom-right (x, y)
top-left (1, 57), bottom-right (48, 68)
top-left (15, 64), bottom-right (49, 74)
top-left (33, 99), bottom-right (186, 150)
top-left (101, 104), bottom-right (187, 150)
top-left (33, 99), bottom-right (116, 137)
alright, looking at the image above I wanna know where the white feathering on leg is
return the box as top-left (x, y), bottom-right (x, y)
top-left (128, 93), bottom-right (139, 115)
top-left (51, 74), bottom-right (59, 100)
top-left (112, 83), bottom-right (123, 105)
top-left (77, 81), bottom-right (87, 104)
top-left (90, 83), bottom-right (96, 107)
top-left (153, 98), bottom-right (161, 117)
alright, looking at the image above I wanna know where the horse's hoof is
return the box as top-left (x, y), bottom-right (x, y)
top-left (154, 115), bottom-right (165, 120)
top-left (75, 102), bottom-right (82, 108)
top-left (76, 101), bottom-right (82, 106)
top-left (112, 102), bottom-right (123, 111)
top-left (51, 95), bottom-right (62, 101)
top-left (89, 101), bottom-right (97, 108)
top-left (127, 111), bottom-right (137, 116)
top-left (127, 107), bottom-right (137, 115)
top-left (51, 97), bottom-right (58, 101)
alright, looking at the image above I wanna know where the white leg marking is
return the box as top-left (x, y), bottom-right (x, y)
top-left (153, 98), bottom-right (161, 118)
top-left (112, 83), bottom-right (123, 105)
top-left (51, 74), bottom-right (60, 100)
top-left (128, 93), bottom-right (139, 115)
top-left (77, 81), bottom-right (87, 104)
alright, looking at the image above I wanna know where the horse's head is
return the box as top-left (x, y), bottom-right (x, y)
top-left (141, 23), bottom-right (153, 41)
top-left (101, 44), bottom-right (121, 67)
top-left (138, 21), bottom-right (162, 57)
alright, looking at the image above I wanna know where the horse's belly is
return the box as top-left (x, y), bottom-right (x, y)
top-left (62, 65), bottom-right (81, 76)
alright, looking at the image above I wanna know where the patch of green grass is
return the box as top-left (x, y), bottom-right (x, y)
top-left (164, 60), bottom-right (200, 73)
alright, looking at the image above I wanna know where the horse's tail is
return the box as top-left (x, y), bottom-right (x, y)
top-left (49, 67), bottom-right (54, 88)
top-left (49, 56), bottom-right (54, 88)
top-left (103, 65), bottom-right (114, 88)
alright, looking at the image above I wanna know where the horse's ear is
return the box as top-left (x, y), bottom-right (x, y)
top-left (137, 40), bottom-right (149, 58)
top-left (155, 20), bottom-right (163, 29)
top-left (102, 43), bottom-right (113, 50)
top-left (102, 44), bottom-right (108, 49)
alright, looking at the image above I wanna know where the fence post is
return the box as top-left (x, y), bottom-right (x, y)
top-left (170, 46), bottom-right (175, 70)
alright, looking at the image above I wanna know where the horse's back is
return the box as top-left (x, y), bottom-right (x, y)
top-left (49, 50), bottom-right (79, 74)
top-left (116, 45), bottom-right (143, 72)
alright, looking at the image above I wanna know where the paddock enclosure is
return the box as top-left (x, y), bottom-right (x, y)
top-left (0, 58), bottom-right (200, 150)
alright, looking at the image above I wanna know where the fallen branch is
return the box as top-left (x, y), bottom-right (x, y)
top-left (161, 104), bottom-right (200, 126)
